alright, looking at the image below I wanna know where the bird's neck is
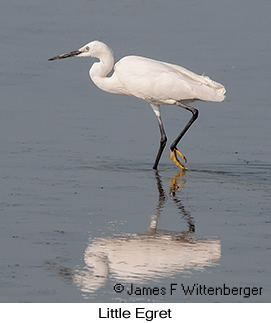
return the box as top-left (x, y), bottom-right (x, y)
top-left (89, 49), bottom-right (117, 94)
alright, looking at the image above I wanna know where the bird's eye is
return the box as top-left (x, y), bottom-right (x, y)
top-left (85, 46), bottom-right (90, 51)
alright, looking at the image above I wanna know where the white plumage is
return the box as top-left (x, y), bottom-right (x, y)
top-left (112, 55), bottom-right (225, 104)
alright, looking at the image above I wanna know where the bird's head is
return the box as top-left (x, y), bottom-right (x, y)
top-left (48, 40), bottom-right (112, 61)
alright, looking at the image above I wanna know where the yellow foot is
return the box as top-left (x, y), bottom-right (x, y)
top-left (170, 148), bottom-right (187, 170)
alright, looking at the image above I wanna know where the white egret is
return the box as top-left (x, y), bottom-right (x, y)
top-left (49, 40), bottom-right (226, 169)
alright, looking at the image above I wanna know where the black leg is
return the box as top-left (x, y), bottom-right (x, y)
top-left (150, 104), bottom-right (167, 170)
top-left (170, 102), bottom-right (199, 152)
top-left (153, 114), bottom-right (167, 170)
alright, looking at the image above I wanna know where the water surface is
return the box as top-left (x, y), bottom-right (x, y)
top-left (0, 0), bottom-right (270, 302)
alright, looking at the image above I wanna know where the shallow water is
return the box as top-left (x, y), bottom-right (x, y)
top-left (1, 0), bottom-right (271, 302)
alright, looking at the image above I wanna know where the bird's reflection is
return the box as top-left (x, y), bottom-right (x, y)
top-left (69, 170), bottom-right (221, 295)
top-left (147, 170), bottom-right (194, 235)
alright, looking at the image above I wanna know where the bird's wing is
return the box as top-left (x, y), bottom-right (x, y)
top-left (114, 56), bottom-right (225, 104)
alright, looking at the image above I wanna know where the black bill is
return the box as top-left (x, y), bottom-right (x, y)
top-left (48, 50), bottom-right (82, 61)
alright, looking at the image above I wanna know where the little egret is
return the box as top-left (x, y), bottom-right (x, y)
top-left (49, 40), bottom-right (226, 169)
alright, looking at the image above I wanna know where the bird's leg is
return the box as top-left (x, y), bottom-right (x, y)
top-left (151, 104), bottom-right (167, 170)
top-left (153, 116), bottom-right (167, 169)
top-left (170, 103), bottom-right (199, 169)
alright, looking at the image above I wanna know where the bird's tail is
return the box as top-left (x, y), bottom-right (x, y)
top-left (200, 75), bottom-right (226, 102)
